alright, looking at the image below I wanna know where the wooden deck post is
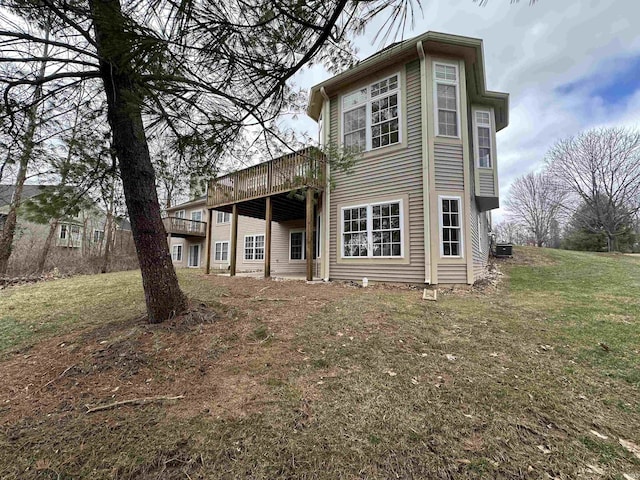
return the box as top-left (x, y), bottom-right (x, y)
top-left (205, 208), bottom-right (213, 274)
top-left (264, 196), bottom-right (272, 278)
top-left (306, 188), bottom-right (314, 281)
top-left (230, 204), bottom-right (238, 276)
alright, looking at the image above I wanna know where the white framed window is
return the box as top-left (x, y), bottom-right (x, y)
top-left (341, 73), bottom-right (401, 152)
top-left (188, 244), bottom-right (201, 267)
top-left (70, 225), bottom-right (81, 244)
top-left (289, 226), bottom-right (320, 261)
top-left (174, 209), bottom-right (186, 219)
top-left (171, 244), bottom-right (183, 261)
top-left (59, 224), bottom-right (68, 239)
top-left (439, 196), bottom-right (463, 258)
top-left (433, 62), bottom-right (460, 138)
top-left (341, 200), bottom-right (403, 258)
top-left (214, 241), bottom-right (229, 261)
top-left (216, 211), bottom-right (231, 224)
top-left (244, 234), bottom-right (265, 261)
top-left (191, 210), bottom-right (202, 222)
top-left (474, 110), bottom-right (493, 168)
top-left (93, 229), bottom-right (105, 242)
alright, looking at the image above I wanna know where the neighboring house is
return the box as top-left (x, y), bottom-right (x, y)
top-left (165, 197), bottom-right (209, 268)
top-left (0, 184), bottom-right (131, 253)
top-left (188, 31), bottom-right (507, 285)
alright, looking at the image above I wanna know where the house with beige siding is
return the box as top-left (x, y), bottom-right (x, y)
top-left (173, 31), bottom-right (507, 286)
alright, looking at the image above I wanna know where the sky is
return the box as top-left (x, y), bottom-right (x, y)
top-left (288, 0), bottom-right (640, 222)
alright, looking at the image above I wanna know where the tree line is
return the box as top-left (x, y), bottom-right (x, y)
top-left (500, 127), bottom-right (640, 253)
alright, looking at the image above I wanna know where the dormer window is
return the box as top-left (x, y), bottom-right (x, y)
top-left (342, 73), bottom-right (401, 152)
top-left (433, 62), bottom-right (460, 138)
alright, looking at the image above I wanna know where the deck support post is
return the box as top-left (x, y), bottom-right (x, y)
top-left (306, 188), bottom-right (314, 281)
top-left (264, 196), bottom-right (272, 278)
top-left (230, 204), bottom-right (238, 276)
top-left (205, 208), bottom-right (213, 274)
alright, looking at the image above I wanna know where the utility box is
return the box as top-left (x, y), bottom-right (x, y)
top-left (494, 244), bottom-right (513, 258)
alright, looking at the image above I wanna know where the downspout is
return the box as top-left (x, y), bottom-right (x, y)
top-left (417, 41), bottom-right (432, 284)
top-left (320, 86), bottom-right (331, 282)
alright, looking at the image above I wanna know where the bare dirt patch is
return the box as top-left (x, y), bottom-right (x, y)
top-left (0, 276), bottom-right (357, 425)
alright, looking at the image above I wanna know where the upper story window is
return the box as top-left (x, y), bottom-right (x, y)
top-left (216, 211), bottom-right (230, 224)
top-left (342, 73), bottom-right (401, 152)
top-left (191, 210), bottom-right (202, 222)
top-left (474, 110), bottom-right (492, 168)
top-left (174, 209), bottom-right (185, 219)
top-left (434, 62), bottom-right (459, 138)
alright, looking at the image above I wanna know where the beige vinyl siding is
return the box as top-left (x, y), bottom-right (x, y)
top-left (168, 202), bottom-right (207, 268)
top-left (434, 143), bottom-right (464, 191)
top-left (210, 213), bottom-right (266, 272)
top-left (209, 213), bottom-right (318, 276)
top-left (478, 170), bottom-right (496, 196)
top-left (270, 219), bottom-right (321, 277)
top-left (169, 238), bottom-right (203, 268)
top-left (470, 199), bottom-right (490, 281)
top-left (437, 263), bottom-right (467, 283)
top-left (433, 142), bottom-right (465, 285)
top-left (328, 60), bottom-right (425, 283)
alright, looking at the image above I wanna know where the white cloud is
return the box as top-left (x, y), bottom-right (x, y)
top-left (289, 0), bottom-right (640, 222)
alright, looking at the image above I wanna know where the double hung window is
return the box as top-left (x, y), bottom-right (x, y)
top-left (171, 244), bottom-right (183, 261)
top-left (439, 197), bottom-right (462, 257)
top-left (342, 74), bottom-right (401, 151)
top-left (475, 110), bottom-right (492, 168)
top-left (434, 63), bottom-right (459, 137)
top-left (214, 241), bottom-right (229, 261)
top-left (244, 234), bottom-right (265, 261)
top-left (216, 211), bottom-right (231, 224)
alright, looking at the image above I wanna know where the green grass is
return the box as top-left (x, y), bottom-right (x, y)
top-left (0, 269), bottom-right (227, 354)
top-left (1, 249), bottom-right (639, 479)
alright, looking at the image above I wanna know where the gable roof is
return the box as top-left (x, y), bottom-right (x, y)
top-left (307, 31), bottom-right (509, 131)
top-left (166, 195), bottom-right (207, 213)
top-left (0, 184), bottom-right (54, 208)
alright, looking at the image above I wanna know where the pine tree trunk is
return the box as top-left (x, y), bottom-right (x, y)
top-left (37, 220), bottom-right (58, 273)
top-left (90, 0), bottom-right (186, 323)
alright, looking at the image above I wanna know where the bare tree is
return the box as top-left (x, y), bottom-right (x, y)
top-left (504, 171), bottom-right (567, 247)
top-left (546, 127), bottom-right (640, 252)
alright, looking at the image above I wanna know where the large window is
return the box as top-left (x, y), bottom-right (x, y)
top-left (216, 211), bottom-right (231, 224)
top-left (434, 62), bottom-right (459, 138)
top-left (214, 241), bottom-right (229, 261)
top-left (171, 244), bottom-right (183, 261)
top-left (439, 197), bottom-right (463, 257)
top-left (474, 110), bottom-right (492, 168)
top-left (342, 74), bottom-right (401, 152)
top-left (341, 200), bottom-right (403, 258)
top-left (244, 234), bottom-right (265, 261)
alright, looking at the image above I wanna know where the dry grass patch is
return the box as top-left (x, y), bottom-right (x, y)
top-left (1, 249), bottom-right (639, 479)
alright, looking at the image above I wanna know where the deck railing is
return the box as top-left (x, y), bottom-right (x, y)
top-left (163, 217), bottom-right (207, 237)
top-left (207, 146), bottom-right (326, 208)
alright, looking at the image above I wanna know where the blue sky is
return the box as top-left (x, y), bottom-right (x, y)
top-left (288, 0), bottom-right (640, 221)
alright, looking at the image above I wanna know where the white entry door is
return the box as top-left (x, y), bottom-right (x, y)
top-left (188, 244), bottom-right (201, 267)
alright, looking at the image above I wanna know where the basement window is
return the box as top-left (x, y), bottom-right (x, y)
top-left (214, 241), bottom-right (229, 261)
top-left (244, 234), bottom-right (265, 261)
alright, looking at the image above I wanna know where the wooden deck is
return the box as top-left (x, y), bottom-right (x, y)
top-left (163, 217), bottom-right (207, 237)
top-left (207, 147), bottom-right (325, 208)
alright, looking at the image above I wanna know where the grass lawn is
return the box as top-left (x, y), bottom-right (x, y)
top-left (0, 247), bottom-right (638, 479)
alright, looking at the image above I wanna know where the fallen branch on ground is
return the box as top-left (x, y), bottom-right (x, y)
top-left (85, 395), bottom-right (184, 414)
